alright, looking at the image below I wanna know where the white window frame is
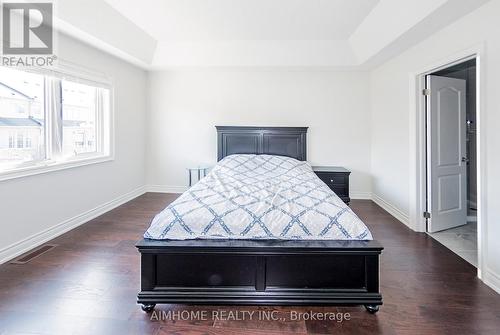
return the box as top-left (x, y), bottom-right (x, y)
top-left (0, 61), bottom-right (114, 182)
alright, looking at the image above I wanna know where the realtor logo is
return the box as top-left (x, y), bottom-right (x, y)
top-left (2, 2), bottom-right (53, 54)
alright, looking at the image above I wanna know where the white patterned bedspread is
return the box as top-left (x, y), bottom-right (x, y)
top-left (145, 154), bottom-right (372, 241)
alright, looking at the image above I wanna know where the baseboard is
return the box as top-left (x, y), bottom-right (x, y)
top-left (3, 182), bottom-right (496, 295)
top-left (147, 184), bottom-right (187, 194)
top-left (371, 193), bottom-right (410, 227)
top-left (146, 185), bottom-right (412, 229)
top-left (483, 268), bottom-right (500, 294)
top-left (350, 191), bottom-right (372, 200)
top-left (146, 186), bottom-right (410, 228)
top-left (148, 185), bottom-right (374, 199)
top-left (0, 185), bottom-right (147, 264)
top-left (467, 215), bottom-right (478, 222)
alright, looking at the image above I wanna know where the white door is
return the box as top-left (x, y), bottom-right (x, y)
top-left (427, 75), bottom-right (467, 233)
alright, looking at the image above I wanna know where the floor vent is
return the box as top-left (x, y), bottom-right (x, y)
top-left (10, 244), bottom-right (58, 264)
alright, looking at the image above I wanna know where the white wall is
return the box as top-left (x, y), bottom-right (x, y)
top-left (147, 69), bottom-right (372, 197)
top-left (152, 40), bottom-right (357, 68)
top-left (370, 0), bottom-right (500, 291)
top-left (0, 33), bottom-right (147, 262)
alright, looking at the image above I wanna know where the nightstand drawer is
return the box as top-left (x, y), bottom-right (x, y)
top-left (315, 173), bottom-right (346, 185)
top-left (331, 185), bottom-right (347, 195)
top-left (312, 166), bottom-right (351, 204)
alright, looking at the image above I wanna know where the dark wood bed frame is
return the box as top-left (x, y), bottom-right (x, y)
top-left (137, 126), bottom-right (383, 313)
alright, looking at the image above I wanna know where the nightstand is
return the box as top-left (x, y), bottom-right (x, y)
top-left (312, 166), bottom-right (351, 204)
top-left (187, 166), bottom-right (210, 187)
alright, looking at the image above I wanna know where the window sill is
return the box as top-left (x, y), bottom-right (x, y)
top-left (0, 154), bottom-right (114, 182)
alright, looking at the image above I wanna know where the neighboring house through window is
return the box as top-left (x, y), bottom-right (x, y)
top-left (0, 65), bottom-right (112, 179)
top-left (16, 133), bottom-right (23, 148)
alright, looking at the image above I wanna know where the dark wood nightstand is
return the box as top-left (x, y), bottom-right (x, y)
top-left (312, 166), bottom-right (351, 204)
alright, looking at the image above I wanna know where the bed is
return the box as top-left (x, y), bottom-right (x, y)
top-left (136, 126), bottom-right (383, 313)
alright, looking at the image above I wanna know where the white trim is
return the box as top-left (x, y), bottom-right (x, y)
top-left (0, 186), bottom-right (146, 264)
top-left (147, 184), bottom-right (188, 194)
top-left (467, 216), bottom-right (478, 223)
top-left (372, 193), bottom-right (410, 227)
top-left (483, 268), bottom-right (500, 294)
top-left (16, 59), bottom-right (113, 88)
top-left (0, 155), bottom-right (114, 182)
top-left (147, 185), bottom-right (375, 200)
top-left (350, 191), bottom-right (372, 200)
top-left (409, 44), bottom-right (486, 281)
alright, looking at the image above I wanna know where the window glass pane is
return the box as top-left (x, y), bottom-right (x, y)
top-left (17, 133), bottom-right (24, 148)
top-left (61, 80), bottom-right (97, 157)
top-left (0, 66), bottom-right (45, 168)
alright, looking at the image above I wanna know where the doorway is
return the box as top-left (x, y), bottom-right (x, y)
top-left (425, 59), bottom-right (478, 267)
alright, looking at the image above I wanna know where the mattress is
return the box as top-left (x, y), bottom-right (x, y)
top-left (144, 154), bottom-right (372, 241)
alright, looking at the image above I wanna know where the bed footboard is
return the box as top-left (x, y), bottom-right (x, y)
top-left (136, 239), bottom-right (383, 312)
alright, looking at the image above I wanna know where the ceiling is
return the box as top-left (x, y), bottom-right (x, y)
top-left (52, 0), bottom-right (491, 69)
top-left (103, 0), bottom-right (379, 41)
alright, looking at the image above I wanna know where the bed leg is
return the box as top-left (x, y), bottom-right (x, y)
top-left (364, 304), bottom-right (380, 314)
top-left (141, 303), bottom-right (156, 313)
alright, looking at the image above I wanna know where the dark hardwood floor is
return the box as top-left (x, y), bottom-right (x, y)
top-left (0, 193), bottom-right (499, 335)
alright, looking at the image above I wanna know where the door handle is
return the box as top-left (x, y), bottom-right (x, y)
top-left (461, 157), bottom-right (469, 163)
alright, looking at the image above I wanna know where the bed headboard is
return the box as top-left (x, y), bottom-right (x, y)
top-left (216, 126), bottom-right (308, 161)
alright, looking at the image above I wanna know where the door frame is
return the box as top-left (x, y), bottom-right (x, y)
top-left (409, 44), bottom-right (486, 278)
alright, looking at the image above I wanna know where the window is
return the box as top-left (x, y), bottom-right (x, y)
top-left (62, 80), bottom-right (98, 156)
top-left (16, 133), bottom-right (24, 148)
top-left (16, 105), bottom-right (26, 114)
top-left (0, 65), bottom-right (112, 179)
top-left (0, 67), bottom-right (44, 166)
